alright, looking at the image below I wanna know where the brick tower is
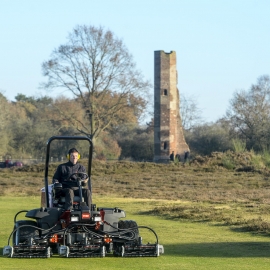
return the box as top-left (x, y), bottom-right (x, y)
top-left (153, 50), bottom-right (189, 162)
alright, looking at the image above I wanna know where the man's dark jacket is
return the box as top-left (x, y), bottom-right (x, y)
top-left (53, 161), bottom-right (87, 189)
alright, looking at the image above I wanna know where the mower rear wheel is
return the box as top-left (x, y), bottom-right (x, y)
top-left (118, 220), bottom-right (139, 241)
top-left (113, 220), bottom-right (140, 257)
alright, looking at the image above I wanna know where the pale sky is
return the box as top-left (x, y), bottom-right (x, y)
top-left (1, 0), bottom-right (270, 123)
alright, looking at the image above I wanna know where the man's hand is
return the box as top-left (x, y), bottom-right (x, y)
top-left (82, 178), bottom-right (89, 183)
top-left (81, 178), bottom-right (89, 187)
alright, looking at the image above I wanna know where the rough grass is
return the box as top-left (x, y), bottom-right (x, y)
top-left (1, 151), bottom-right (270, 234)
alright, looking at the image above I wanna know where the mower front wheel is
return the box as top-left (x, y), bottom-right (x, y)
top-left (13, 220), bottom-right (39, 245)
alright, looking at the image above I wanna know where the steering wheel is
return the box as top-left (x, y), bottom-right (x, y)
top-left (68, 172), bottom-right (89, 182)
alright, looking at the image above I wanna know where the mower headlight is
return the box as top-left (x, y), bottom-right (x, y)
top-left (71, 215), bottom-right (79, 222)
top-left (93, 216), bottom-right (102, 222)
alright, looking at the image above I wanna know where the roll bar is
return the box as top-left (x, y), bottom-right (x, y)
top-left (44, 136), bottom-right (93, 208)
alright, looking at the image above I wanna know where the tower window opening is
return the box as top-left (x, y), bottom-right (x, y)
top-left (163, 89), bottom-right (168, 96)
top-left (163, 141), bottom-right (167, 150)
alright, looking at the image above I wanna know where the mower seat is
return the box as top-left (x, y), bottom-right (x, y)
top-left (52, 183), bottom-right (82, 208)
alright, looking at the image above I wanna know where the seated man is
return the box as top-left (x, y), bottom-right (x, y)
top-left (53, 148), bottom-right (91, 210)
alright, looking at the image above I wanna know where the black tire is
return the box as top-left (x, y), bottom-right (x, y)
top-left (113, 220), bottom-right (139, 257)
top-left (118, 220), bottom-right (139, 241)
top-left (13, 220), bottom-right (39, 245)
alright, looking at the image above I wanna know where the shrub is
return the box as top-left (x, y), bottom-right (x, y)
top-left (250, 151), bottom-right (264, 169)
top-left (232, 138), bottom-right (246, 153)
top-left (222, 156), bottom-right (235, 170)
top-left (261, 150), bottom-right (270, 169)
top-left (94, 133), bottom-right (121, 160)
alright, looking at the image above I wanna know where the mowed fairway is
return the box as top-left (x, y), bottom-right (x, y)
top-left (1, 196), bottom-right (270, 270)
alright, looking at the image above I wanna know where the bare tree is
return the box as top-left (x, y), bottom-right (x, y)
top-left (41, 25), bottom-right (151, 139)
top-left (180, 93), bottom-right (203, 131)
top-left (226, 75), bottom-right (270, 151)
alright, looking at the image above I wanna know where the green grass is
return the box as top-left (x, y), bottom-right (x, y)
top-left (1, 196), bottom-right (270, 269)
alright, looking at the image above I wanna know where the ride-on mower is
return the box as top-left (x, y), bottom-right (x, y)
top-left (3, 136), bottom-right (164, 258)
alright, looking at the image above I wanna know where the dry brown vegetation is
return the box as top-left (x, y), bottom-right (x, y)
top-left (1, 151), bottom-right (270, 234)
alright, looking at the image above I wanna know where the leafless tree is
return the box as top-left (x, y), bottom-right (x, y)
top-left (41, 25), bottom-right (151, 139)
top-left (180, 93), bottom-right (203, 131)
top-left (226, 75), bottom-right (270, 151)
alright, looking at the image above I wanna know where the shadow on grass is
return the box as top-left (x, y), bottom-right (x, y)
top-left (164, 241), bottom-right (270, 257)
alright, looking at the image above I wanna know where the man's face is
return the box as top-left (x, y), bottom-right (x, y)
top-left (70, 152), bottom-right (79, 164)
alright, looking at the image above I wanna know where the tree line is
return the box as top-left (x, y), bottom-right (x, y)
top-left (184, 75), bottom-right (270, 156)
top-left (1, 24), bottom-right (270, 161)
top-left (0, 91), bottom-right (154, 161)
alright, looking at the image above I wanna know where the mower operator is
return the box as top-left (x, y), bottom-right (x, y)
top-left (52, 148), bottom-right (92, 210)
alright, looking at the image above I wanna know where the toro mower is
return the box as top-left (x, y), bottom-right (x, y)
top-left (3, 136), bottom-right (164, 258)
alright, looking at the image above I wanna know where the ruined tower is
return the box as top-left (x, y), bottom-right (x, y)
top-left (154, 50), bottom-right (189, 162)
